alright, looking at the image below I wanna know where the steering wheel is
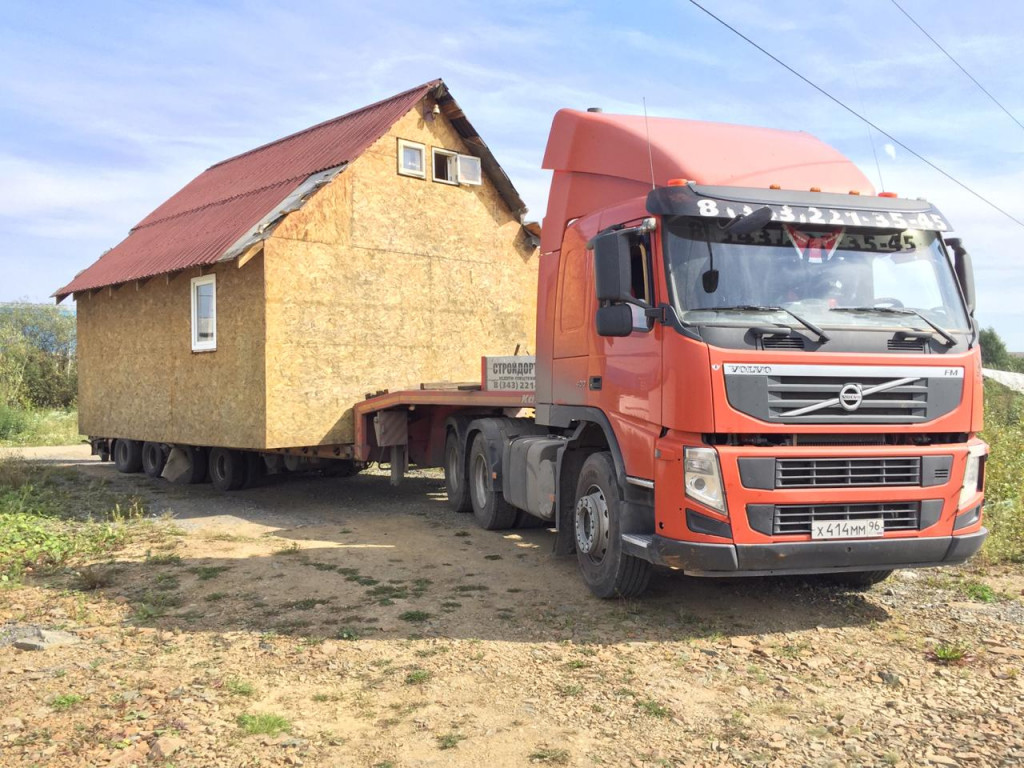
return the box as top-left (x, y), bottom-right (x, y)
top-left (872, 297), bottom-right (905, 308)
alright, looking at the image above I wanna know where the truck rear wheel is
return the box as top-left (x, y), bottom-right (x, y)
top-left (444, 430), bottom-right (472, 513)
top-left (574, 452), bottom-right (652, 599)
top-left (141, 442), bottom-right (167, 478)
top-left (468, 433), bottom-right (516, 530)
top-left (209, 448), bottom-right (245, 492)
top-left (113, 439), bottom-right (143, 474)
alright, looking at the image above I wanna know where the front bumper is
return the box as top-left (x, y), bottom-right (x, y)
top-left (623, 528), bottom-right (987, 576)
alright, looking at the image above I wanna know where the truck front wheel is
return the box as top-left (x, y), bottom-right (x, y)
top-left (574, 452), bottom-right (652, 599)
top-left (468, 433), bottom-right (516, 529)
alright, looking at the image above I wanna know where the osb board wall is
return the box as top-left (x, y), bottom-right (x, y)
top-left (264, 101), bottom-right (538, 447)
top-left (76, 257), bottom-right (267, 448)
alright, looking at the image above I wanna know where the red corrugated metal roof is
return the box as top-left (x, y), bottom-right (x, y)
top-left (55, 80), bottom-right (442, 299)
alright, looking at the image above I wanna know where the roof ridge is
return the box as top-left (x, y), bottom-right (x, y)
top-left (206, 79), bottom-right (442, 171)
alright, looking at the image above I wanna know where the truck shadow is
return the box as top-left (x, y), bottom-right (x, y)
top-left (71, 464), bottom-right (892, 645)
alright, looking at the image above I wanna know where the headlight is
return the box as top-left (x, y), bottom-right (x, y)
top-left (959, 445), bottom-right (987, 508)
top-left (684, 446), bottom-right (727, 515)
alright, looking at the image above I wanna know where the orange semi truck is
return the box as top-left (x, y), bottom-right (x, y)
top-left (363, 108), bottom-right (986, 597)
top-left (99, 108), bottom-right (990, 598)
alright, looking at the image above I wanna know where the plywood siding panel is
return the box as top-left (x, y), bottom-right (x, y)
top-left (77, 258), bottom-right (267, 448)
top-left (263, 104), bottom-right (537, 448)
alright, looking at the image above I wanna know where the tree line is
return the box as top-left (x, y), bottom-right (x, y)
top-left (0, 303), bottom-right (77, 409)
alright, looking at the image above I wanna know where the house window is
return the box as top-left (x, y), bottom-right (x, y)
top-left (432, 148), bottom-right (458, 185)
top-left (432, 148), bottom-right (483, 186)
top-left (397, 139), bottom-right (425, 178)
top-left (191, 274), bottom-right (216, 351)
top-left (457, 154), bottom-right (482, 185)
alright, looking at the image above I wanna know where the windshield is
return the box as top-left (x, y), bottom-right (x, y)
top-left (664, 218), bottom-right (970, 332)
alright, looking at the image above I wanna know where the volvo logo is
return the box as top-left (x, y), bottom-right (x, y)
top-left (838, 383), bottom-right (864, 411)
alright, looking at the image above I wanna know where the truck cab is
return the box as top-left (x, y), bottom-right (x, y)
top-left (528, 108), bottom-right (986, 597)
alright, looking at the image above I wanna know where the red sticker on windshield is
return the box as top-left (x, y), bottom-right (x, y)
top-left (784, 225), bottom-right (845, 264)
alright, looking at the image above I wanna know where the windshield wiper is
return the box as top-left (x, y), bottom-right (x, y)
top-left (711, 305), bottom-right (830, 343)
top-left (829, 306), bottom-right (957, 347)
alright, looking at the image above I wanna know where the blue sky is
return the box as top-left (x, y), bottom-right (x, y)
top-left (2, 0), bottom-right (1022, 346)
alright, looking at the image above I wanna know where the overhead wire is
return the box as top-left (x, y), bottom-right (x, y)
top-left (684, 0), bottom-right (1024, 229)
top-left (889, 0), bottom-right (1024, 133)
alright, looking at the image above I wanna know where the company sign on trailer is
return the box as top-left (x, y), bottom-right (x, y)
top-left (482, 356), bottom-right (536, 392)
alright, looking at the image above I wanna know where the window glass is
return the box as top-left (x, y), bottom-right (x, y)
top-left (191, 275), bottom-right (216, 351)
top-left (397, 139), bottom-right (425, 178)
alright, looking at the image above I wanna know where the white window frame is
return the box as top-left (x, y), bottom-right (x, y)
top-left (397, 139), bottom-right (426, 178)
top-left (456, 153), bottom-right (482, 186)
top-left (191, 274), bottom-right (217, 352)
top-left (432, 148), bottom-right (459, 185)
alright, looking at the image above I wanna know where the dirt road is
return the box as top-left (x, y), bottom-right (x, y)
top-left (1, 446), bottom-right (1022, 767)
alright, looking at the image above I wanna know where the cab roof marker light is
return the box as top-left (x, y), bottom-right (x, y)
top-left (849, 190), bottom-right (861, 195)
top-left (769, 184), bottom-right (782, 190)
top-left (809, 186), bottom-right (821, 192)
top-left (879, 191), bottom-right (898, 198)
top-left (667, 178), bottom-right (689, 187)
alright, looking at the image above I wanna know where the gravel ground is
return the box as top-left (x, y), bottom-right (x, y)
top-left (0, 446), bottom-right (1022, 767)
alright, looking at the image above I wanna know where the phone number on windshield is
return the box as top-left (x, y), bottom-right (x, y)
top-left (696, 198), bottom-right (949, 231)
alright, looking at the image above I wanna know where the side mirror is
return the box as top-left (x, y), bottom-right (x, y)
top-left (946, 237), bottom-right (976, 315)
top-left (592, 230), bottom-right (632, 302)
top-left (596, 304), bottom-right (633, 337)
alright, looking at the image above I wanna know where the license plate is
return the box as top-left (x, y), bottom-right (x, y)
top-left (811, 518), bottom-right (884, 540)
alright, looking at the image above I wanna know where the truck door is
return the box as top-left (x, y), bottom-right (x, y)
top-left (591, 231), bottom-right (663, 481)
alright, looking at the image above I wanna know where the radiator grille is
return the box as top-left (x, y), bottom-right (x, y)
top-left (776, 457), bottom-right (921, 487)
top-left (773, 502), bottom-right (920, 535)
top-left (767, 375), bottom-right (928, 422)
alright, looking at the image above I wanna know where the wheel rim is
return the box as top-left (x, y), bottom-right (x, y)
top-left (215, 453), bottom-right (227, 481)
top-left (471, 452), bottom-right (488, 510)
top-left (575, 485), bottom-right (609, 564)
top-left (116, 442), bottom-right (127, 464)
top-left (446, 441), bottom-right (460, 491)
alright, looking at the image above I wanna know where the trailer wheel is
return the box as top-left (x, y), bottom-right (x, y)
top-left (468, 433), bottom-right (516, 530)
top-left (574, 452), bottom-right (652, 599)
top-left (113, 439), bottom-right (143, 474)
top-left (178, 446), bottom-right (209, 484)
top-left (242, 452), bottom-right (267, 488)
top-left (818, 570), bottom-right (893, 589)
top-left (209, 448), bottom-right (246, 492)
top-left (141, 442), bottom-right (167, 478)
top-left (444, 430), bottom-right (472, 513)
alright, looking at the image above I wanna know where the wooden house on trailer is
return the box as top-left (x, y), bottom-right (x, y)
top-left (55, 80), bottom-right (538, 477)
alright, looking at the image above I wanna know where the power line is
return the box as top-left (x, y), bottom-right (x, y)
top-left (685, 0), bottom-right (1024, 229)
top-left (890, 0), bottom-right (1024, 133)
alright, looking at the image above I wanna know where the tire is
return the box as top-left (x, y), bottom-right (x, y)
top-left (573, 452), bottom-right (652, 599)
top-left (179, 445), bottom-right (209, 484)
top-left (444, 430), bottom-right (472, 513)
top-left (113, 439), bottom-right (143, 474)
top-left (818, 570), bottom-right (894, 589)
top-left (467, 433), bottom-right (517, 530)
top-left (208, 448), bottom-right (245, 492)
top-left (141, 442), bottom-right (167, 479)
